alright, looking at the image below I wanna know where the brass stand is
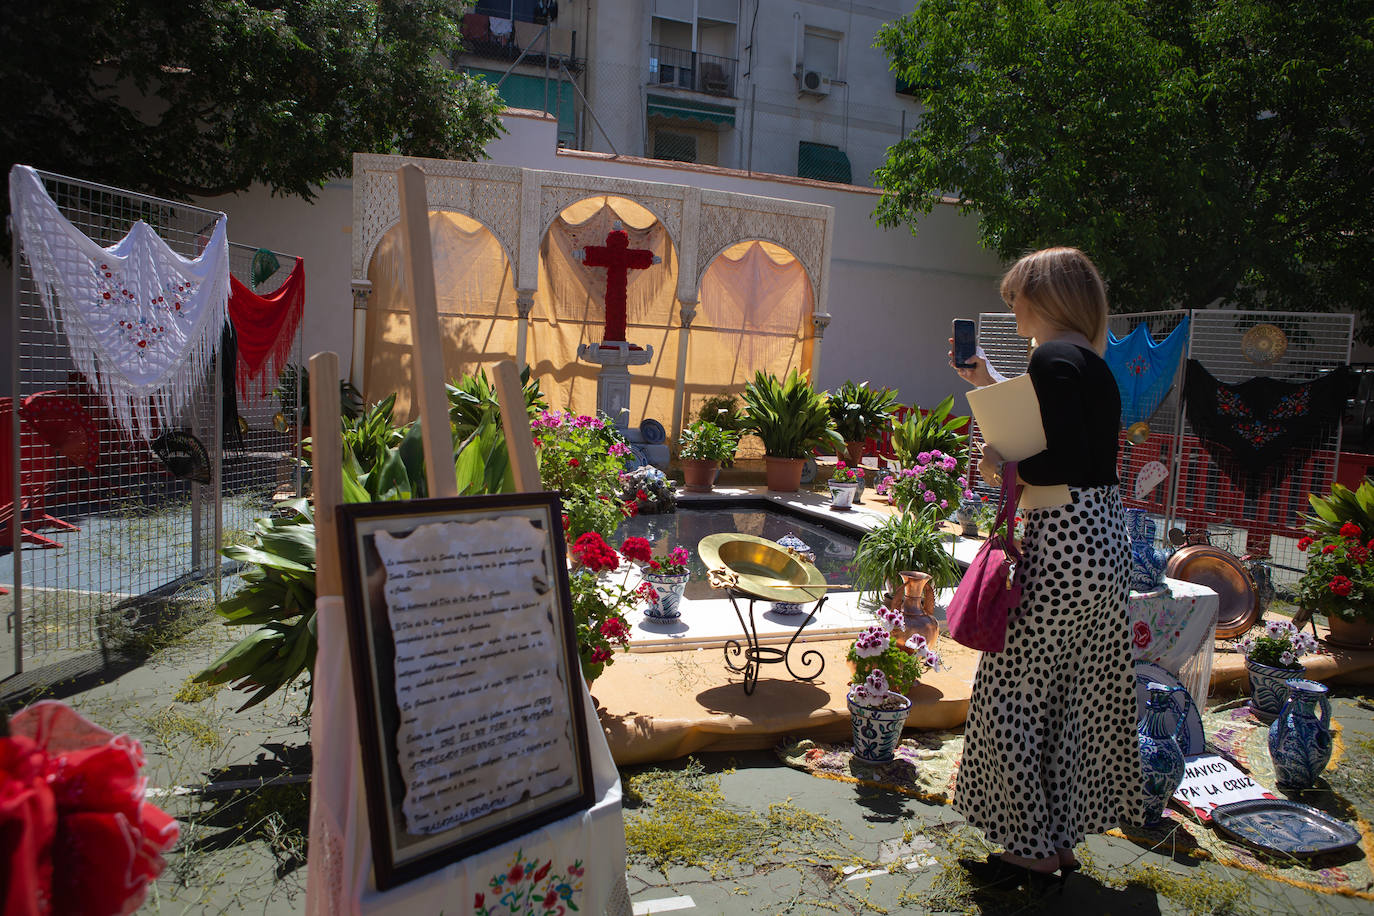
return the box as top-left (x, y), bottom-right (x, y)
top-left (721, 591), bottom-right (827, 695)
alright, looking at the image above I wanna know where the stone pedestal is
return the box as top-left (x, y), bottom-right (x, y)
top-left (577, 340), bottom-right (669, 468)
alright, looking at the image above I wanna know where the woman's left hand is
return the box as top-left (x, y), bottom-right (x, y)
top-left (979, 444), bottom-right (1005, 486)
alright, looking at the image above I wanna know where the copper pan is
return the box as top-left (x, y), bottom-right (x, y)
top-left (1164, 545), bottom-right (1260, 639)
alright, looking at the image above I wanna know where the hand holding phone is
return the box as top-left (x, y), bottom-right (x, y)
top-left (952, 319), bottom-right (977, 369)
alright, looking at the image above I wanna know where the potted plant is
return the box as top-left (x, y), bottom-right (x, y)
top-left (1236, 619), bottom-right (1321, 714)
top-left (874, 448), bottom-right (972, 519)
top-left (678, 419), bottom-right (740, 492)
top-left (1295, 524), bottom-right (1374, 647)
top-left (741, 369), bottom-right (842, 492)
top-left (622, 537), bottom-right (692, 620)
top-left (828, 380), bottom-right (899, 468)
top-left (851, 511), bottom-right (960, 610)
top-left (846, 609), bottom-right (942, 763)
top-left (533, 409), bottom-right (635, 541)
top-left (888, 395), bottom-right (970, 469)
top-left (828, 461), bottom-right (864, 509)
top-left (697, 393), bottom-right (746, 435)
top-left (567, 532), bottom-right (649, 684)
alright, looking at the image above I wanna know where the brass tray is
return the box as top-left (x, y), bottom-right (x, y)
top-left (697, 533), bottom-right (829, 603)
top-left (1164, 545), bottom-right (1260, 639)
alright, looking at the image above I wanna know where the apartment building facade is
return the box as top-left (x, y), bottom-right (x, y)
top-left (459, 1), bottom-right (921, 187)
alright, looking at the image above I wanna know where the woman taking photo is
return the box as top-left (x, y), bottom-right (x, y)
top-left (949, 247), bottom-right (1141, 889)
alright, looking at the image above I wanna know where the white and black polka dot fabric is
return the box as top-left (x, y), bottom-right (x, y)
top-left (952, 485), bottom-right (1144, 857)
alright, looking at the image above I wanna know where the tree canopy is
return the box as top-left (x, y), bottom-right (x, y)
top-left (1, 0), bottom-right (504, 203)
top-left (875, 0), bottom-right (1374, 333)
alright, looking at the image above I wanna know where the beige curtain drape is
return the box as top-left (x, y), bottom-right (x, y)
top-left (365, 211), bottom-right (520, 421)
top-left (361, 204), bottom-right (813, 430)
top-left (684, 240), bottom-right (813, 425)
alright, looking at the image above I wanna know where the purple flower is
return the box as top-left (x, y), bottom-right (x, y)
top-left (923, 490), bottom-right (937, 503)
top-left (917, 451), bottom-right (932, 464)
top-left (963, 489), bottom-right (975, 500)
top-left (939, 499), bottom-right (948, 509)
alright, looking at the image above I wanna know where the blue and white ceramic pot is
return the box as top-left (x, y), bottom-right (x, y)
top-left (848, 693), bottom-right (912, 764)
top-left (1248, 659), bottom-right (1305, 715)
top-left (642, 570), bottom-right (690, 620)
top-left (1138, 682), bottom-right (1187, 825)
top-left (830, 480), bottom-right (859, 509)
top-left (1124, 508), bottom-right (1168, 592)
top-left (1268, 679), bottom-right (1333, 789)
top-left (956, 497), bottom-right (981, 536)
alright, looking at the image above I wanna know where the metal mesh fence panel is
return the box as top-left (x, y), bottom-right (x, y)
top-left (5, 170), bottom-right (301, 667)
top-left (976, 309), bottom-right (1353, 588)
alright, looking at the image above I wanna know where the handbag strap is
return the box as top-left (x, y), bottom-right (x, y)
top-left (990, 460), bottom-right (1024, 562)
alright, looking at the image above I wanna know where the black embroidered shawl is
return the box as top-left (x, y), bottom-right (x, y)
top-left (1183, 360), bottom-right (1353, 495)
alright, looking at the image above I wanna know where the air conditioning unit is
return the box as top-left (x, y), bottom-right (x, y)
top-left (799, 69), bottom-right (831, 96)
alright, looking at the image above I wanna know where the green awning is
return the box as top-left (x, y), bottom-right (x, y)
top-left (797, 141), bottom-right (852, 184)
top-left (646, 94), bottom-right (736, 127)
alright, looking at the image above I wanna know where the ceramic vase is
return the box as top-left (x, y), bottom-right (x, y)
top-left (1247, 658), bottom-right (1305, 715)
top-left (829, 480), bottom-right (858, 510)
top-left (1125, 508), bottom-right (1168, 592)
top-left (1268, 679), bottom-right (1333, 789)
top-left (956, 497), bottom-right (981, 537)
top-left (848, 692), bottom-right (912, 764)
top-left (897, 570), bottom-right (939, 648)
top-left (1137, 682), bottom-right (1187, 826)
top-left (642, 570), bottom-right (690, 620)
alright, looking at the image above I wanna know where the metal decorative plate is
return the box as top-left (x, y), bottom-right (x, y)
top-left (1212, 799), bottom-right (1361, 857)
top-left (1241, 323), bottom-right (1288, 365)
top-left (1164, 545), bottom-right (1260, 639)
top-left (1134, 661), bottom-right (1205, 756)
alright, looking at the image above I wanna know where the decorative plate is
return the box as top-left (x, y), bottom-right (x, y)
top-left (1164, 545), bottom-right (1260, 639)
top-left (1211, 799), bottom-right (1361, 857)
top-left (1134, 661), bottom-right (1205, 756)
top-left (639, 418), bottom-right (666, 444)
top-left (1241, 323), bottom-right (1288, 365)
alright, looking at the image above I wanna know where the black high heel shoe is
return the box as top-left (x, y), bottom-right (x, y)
top-left (957, 855), bottom-right (1066, 895)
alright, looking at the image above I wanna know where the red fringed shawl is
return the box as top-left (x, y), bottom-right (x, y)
top-left (227, 257), bottom-right (305, 398)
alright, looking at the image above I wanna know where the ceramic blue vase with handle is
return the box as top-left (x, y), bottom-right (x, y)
top-left (1138, 682), bottom-right (1188, 825)
top-left (1125, 508), bottom-right (1168, 592)
top-left (1268, 679), bottom-right (1333, 789)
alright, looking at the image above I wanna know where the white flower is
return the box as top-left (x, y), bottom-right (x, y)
top-left (925, 649), bottom-right (943, 670)
top-left (877, 607), bottom-right (903, 633)
top-left (905, 633), bottom-right (927, 651)
top-left (865, 669), bottom-right (890, 697)
top-left (853, 625), bottom-right (890, 658)
top-left (1280, 650), bottom-right (1297, 667)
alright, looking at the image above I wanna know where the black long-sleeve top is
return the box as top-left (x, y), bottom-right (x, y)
top-left (1016, 340), bottom-right (1121, 487)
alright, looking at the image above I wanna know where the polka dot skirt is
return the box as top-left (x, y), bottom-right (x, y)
top-left (952, 485), bottom-right (1145, 858)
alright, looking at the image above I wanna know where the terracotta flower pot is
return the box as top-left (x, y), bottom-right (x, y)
top-left (1326, 613), bottom-right (1374, 648)
top-left (764, 456), bottom-right (805, 492)
top-left (681, 458), bottom-right (719, 492)
top-left (845, 440), bottom-right (866, 469)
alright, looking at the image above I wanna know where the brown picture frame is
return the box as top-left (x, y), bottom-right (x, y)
top-left (336, 493), bottom-right (593, 891)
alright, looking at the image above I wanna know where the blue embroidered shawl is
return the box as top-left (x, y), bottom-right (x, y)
top-left (1105, 318), bottom-right (1190, 427)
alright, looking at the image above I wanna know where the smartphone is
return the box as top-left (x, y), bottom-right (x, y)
top-left (952, 319), bottom-right (977, 369)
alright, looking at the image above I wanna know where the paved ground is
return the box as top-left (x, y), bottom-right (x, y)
top-left (5, 614), bottom-right (1373, 915)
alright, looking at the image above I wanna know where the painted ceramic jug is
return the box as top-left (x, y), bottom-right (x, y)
top-left (1138, 682), bottom-right (1188, 825)
top-left (956, 497), bottom-right (981, 537)
top-left (1125, 508), bottom-right (1168, 592)
top-left (1268, 679), bottom-right (1333, 789)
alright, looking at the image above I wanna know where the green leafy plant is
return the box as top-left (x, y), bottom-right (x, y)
top-left (852, 511), bottom-right (960, 605)
top-left (1303, 480), bottom-right (1374, 540)
top-left (889, 395), bottom-right (970, 469)
top-left (446, 366), bottom-right (545, 440)
top-left (696, 393), bottom-right (745, 432)
top-left (740, 370), bottom-right (842, 459)
top-left (848, 612), bottom-right (940, 702)
top-left (1294, 525), bottom-right (1374, 623)
top-left (827, 380), bottom-right (899, 444)
top-left (532, 410), bottom-right (633, 542)
top-left (678, 420), bottom-right (740, 462)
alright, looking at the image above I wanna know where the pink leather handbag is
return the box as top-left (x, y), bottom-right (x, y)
top-left (946, 461), bottom-right (1024, 652)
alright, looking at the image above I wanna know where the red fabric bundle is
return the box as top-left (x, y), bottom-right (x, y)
top-left (227, 257), bottom-right (305, 398)
top-left (1, 702), bottom-right (178, 916)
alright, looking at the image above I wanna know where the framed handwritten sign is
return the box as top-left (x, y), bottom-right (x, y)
top-left (337, 494), bottom-right (594, 890)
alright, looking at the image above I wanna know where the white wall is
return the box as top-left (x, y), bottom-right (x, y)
top-left (3, 109), bottom-right (1004, 418)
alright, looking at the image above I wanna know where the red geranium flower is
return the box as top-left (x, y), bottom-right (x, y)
top-left (1340, 522), bottom-right (1363, 538)
top-left (570, 532), bottom-right (619, 572)
top-left (620, 537), bottom-right (653, 563)
top-left (623, 501), bottom-right (640, 518)
top-left (1297, 536), bottom-right (1314, 551)
top-left (1330, 575), bottom-right (1354, 596)
top-left (648, 559), bottom-right (661, 571)
top-left (589, 646), bottom-right (613, 663)
top-left (636, 489), bottom-right (649, 501)
top-left (1322, 544), bottom-right (1337, 554)
top-left (600, 617), bottom-right (629, 641)
top-left (568, 458), bottom-right (579, 468)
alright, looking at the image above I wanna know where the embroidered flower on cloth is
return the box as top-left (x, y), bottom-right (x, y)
top-left (474, 849), bottom-right (584, 916)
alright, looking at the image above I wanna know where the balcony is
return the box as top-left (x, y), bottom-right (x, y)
top-left (648, 44), bottom-right (736, 98)
top-left (459, 15), bottom-right (581, 73)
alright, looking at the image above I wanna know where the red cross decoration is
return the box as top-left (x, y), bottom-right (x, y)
top-left (579, 228), bottom-right (656, 344)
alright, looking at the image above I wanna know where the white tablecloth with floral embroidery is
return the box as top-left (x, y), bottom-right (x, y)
top-left (1128, 577), bottom-right (1220, 703)
top-left (306, 596), bottom-right (630, 916)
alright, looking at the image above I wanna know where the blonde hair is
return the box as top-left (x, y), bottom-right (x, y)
top-left (999, 247), bottom-right (1109, 353)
